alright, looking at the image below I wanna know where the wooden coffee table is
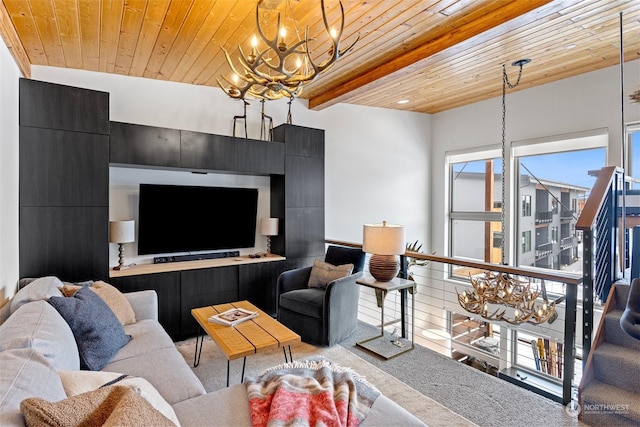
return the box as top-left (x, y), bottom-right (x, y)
top-left (191, 300), bottom-right (300, 386)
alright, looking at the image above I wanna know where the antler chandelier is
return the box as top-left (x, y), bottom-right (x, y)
top-left (457, 273), bottom-right (555, 325)
top-left (217, 0), bottom-right (358, 101)
top-left (456, 59), bottom-right (557, 326)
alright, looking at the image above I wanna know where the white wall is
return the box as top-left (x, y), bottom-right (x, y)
top-left (431, 59), bottom-right (640, 258)
top-left (31, 66), bottom-right (432, 266)
top-left (0, 41), bottom-right (21, 304)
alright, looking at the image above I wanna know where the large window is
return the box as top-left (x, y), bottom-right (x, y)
top-left (515, 132), bottom-right (606, 274)
top-left (449, 151), bottom-right (503, 274)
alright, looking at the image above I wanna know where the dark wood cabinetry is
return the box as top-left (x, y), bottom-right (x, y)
top-left (180, 267), bottom-right (239, 336)
top-left (285, 156), bottom-right (324, 208)
top-left (180, 131), bottom-right (237, 171)
top-left (19, 79), bottom-right (109, 134)
top-left (19, 79), bottom-right (110, 281)
top-left (20, 207), bottom-right (108, 283)
top-left (110, 272), bottom-right (181, 339)
top-left (272, 124), bottom-right (325, 262)
top-left (19, 79), bottom-right (325, 341)
top-left (20, 127), bottom-right (109, 207)
top-left (239, 260), bottom-right (286, 316)
top-left (273, 125), bottom-right (324, 158)
top-left (110, 122), bottom-right (180, 168)
top-left (237, 138), bottom-right (285, 174)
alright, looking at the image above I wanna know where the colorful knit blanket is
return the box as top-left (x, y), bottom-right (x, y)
top-left (245, 358), bottom-right (381, 427)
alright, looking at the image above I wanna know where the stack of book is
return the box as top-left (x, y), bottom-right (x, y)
top-left (531, 338), bottom-right (563, 378)
top-left (208, 307), bottom-right (258, 326)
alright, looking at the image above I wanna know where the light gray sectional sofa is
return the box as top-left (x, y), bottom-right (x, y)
top-left (0, 277), bottom-right (424, 426)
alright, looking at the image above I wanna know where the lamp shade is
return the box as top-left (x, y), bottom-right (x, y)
top-left (109, 220), bottom-right (135, 244)
top-left (260, 218), bottom-right (279, 236)
top-left (362, 222), bottom-right (405, 255)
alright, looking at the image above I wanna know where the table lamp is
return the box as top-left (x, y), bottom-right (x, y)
top-left (260, 218), bottom-right (279, 255)
top-left (109, 220), bottom-right (135, 270)
top-left (363, 221), bottom-right (406, 282)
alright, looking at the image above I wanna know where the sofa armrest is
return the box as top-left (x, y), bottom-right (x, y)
top-left (124, 290), bottom-right (158, 321)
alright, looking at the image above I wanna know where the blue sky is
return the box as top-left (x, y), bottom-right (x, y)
top-left (519, 149), bottom-right (605, 189)
top-left (454, 133), bottom-right (640, 191)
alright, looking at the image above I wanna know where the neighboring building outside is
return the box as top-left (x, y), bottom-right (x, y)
top-left (452, 171), bottom-right (588, 273)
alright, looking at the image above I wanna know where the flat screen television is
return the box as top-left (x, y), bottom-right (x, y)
top-left (137, 184), bottom-right (259, 255)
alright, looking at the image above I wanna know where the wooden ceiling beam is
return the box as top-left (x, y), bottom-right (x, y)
top-left (307, 0), bottom-right (554, 111)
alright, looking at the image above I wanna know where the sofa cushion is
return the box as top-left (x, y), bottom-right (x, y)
top-left (58, 371), bottom-right (180, 426)
top-left (10, 276), bottom-right (63, 314)
top-left (0, 348), bottom-right (67, 427)
top-left (279, 288), bottom-right (325, 318)
top-left (0, 300), bottom-right (80, 371)
top-left (112, 319), bottom-right (176, 362)
top-left (63, 281), bottom-right (137, 326)
top-left (172, 384), bottom-right (252, 427)
top-left (49, 286), bottom-right (131, 371)
top-left (308, 260), bottom-right (353, 289)
top-left (21, 385), bottom-right (175, 427)
top-left (102, 347), bottom-right (206, 405)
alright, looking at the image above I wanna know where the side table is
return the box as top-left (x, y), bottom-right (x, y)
top-left (356, 276), bottom-right (416, 359)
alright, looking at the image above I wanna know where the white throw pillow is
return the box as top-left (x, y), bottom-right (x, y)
top-left (10, 276), bottom-right (64, 314)
top-left (58, 370), bottom-right (180, 426)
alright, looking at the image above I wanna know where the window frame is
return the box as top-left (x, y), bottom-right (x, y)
top-left (447, 147), bottom-right (503, 268)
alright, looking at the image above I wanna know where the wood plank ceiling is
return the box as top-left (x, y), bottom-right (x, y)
top-left (1, 0), bottom-right (638, 114)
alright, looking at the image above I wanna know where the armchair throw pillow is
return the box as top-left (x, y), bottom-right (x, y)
top-left (48, 286), bottom-right (131, 371)
top-left (307, 260), bottom-right (354, 289)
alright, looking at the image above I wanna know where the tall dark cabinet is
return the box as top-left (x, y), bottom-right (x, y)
top-left (271, 125), bottom-right (325, 269)
top-left (18, 79), bottom-right (325, 340)
top-left (19, 79), bottom-right (110, 281)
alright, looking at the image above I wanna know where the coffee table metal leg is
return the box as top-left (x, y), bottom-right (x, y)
top-left (226, 360), bottom-right (230, 387)
top-left (241, 357), bottom-right (246, 382)
top-left (282, 345), bottom-right (294, 363)
top-left (193, 328), bottom-right (203, 368)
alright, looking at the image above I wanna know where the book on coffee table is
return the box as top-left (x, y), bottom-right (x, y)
top-left (208, 307), bottom-right (258, 326)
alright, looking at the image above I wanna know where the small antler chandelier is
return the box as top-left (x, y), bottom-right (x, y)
top-left (217, 0), bottom-right (358, 101)
top-left (457, 273), bottom-right (556, 325)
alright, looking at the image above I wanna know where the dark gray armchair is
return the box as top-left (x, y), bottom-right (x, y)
top-left (276, 246), bottom-right (366, 346)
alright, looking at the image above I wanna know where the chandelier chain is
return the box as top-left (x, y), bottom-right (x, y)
top-left (500, 63), bottom-right (525, 265)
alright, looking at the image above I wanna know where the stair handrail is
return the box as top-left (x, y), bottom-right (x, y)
top-left (576, 166), bottom-right (625, 366)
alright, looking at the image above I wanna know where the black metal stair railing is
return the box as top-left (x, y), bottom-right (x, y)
top-left (576, 166), bottom-right (626, 366)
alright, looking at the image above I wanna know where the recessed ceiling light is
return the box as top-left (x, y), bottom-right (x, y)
top-left (565, 44), bottom-right (577, 49)
top-left (397, 99), bottom-right (410, 104)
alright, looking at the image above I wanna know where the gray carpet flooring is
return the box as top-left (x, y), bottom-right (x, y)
top-left (340, 322), bottom-right (584, 427)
